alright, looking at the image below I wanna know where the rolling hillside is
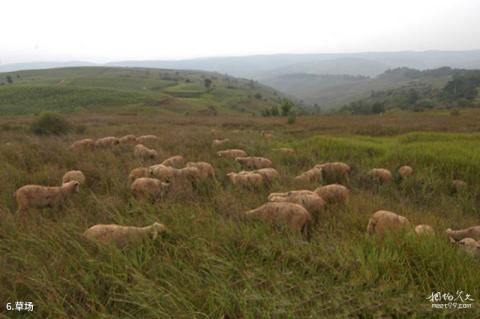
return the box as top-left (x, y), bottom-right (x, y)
top-left (0, 67), bottom-right (284, 115)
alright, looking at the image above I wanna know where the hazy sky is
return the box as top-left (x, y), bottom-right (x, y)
top-left (2, 0), bottom-right (479, 64)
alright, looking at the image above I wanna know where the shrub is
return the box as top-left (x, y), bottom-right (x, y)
top-left (287, 113), bottom-right (296, 124)
top-left (30, 112), bottom-right (72, 135)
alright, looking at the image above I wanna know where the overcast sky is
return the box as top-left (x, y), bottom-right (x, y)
top-left (2, 0), bottom-right (479, 64)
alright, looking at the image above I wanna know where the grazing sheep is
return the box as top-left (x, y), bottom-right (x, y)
top-left (14, 181), bottom-right (80, 213)
top-left (366, 210), bottom-right (411, 236)
top-left (273, 148), bottom-right (295, 156)
top-left (315, 162), bottom-right (351, 184)
top-left (245, 202), bottom-right (311, 236)
top-left (254, 168), bottom-right (279, 182)
top-left (95, 136), bottom-right (120, 148)
top-left (268, 190), bottom-right (325, 218)
top-left (455, 238), bottom-right (480, 257)
top-left (186, 162), bottom-right (215, 179)
top-left (227, 171), bottom-right (263, 188)
top-left (149, 164), bottom-right (178, 183)
top-left (62, 170), bottom-right (86, 185)
top-left (262, 132), bottom-right (273, 139)
top-left (217, 149), bottom-right (247, 159)
top-left (134, 144), bottom-right (158, 160)
top-left (235, 156), bottom-right (273, 169)
top-left (314, 184), bottom-right (349, 205)
top-left (367, 168), bottom-right (393, 184)
top-left (212, 138), bottom-right (230, 147)
top-left (131, 177), bottom-right (169, 199)
top-left (177, 166), bottom-right (202, 184)
top-left (136, 135), bottom-right (159, 144)
top-left (128, 167), bottom-right (150, 184)
top-left (70, 138), bottom-right (95, 152)
top-left (415, 224), bottom-right (435, 236)
top-left (294, 167), bottom-right (323, 183)
top-left (119, 134), bottom-right (137, 144)
top-left (161, 155), bottom-right (185, 168)
top-left (398, 165), bottom-right (413, 179)
top-left (83, 222), bottom-right (167, 248)
top-left (446, 226), bottom-right (480, 241)
top-left (451, 180), bottom-right (467, 193)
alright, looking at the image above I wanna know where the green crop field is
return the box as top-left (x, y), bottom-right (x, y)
top-left (0, 104), bottom-right (480, 317)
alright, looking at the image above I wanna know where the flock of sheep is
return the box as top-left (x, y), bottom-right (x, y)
top-left (10, 133), bottom-right (480, 256)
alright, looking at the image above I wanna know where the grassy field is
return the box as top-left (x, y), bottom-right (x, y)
top-left (0, 67), bottom-right (282, 115)
top-left (0, 109), bottom-right (479, 318)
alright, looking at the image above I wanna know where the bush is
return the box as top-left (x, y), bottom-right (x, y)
top-left (287, 113), bottom-right (296, 124)
top-left (30, 112), bottom-right (72, 135)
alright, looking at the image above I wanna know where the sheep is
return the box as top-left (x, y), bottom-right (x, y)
top-left (314, 162), bottom-right (351, 184)
top-left (366, 210), bottom-right (411, 236)
top-left (446, 226), bottom-right (480, 241)
top-left (244, 202), bottom-right (311, 236)
top-left (398, 165), bottom-right (413, 179)
top-left (415, 224), bottom-right (435, 236)
top-left (212, 138), bottom-right (230, 147)
top-left (119, 134), bottom-right (137, 144)
top-left (451, 180), bottom-right (467, 193)
top-left (134, 144), bottom-right (158, 160)
top-left (177, 166), bottom-right (202, 185)
top-left (268, 190), bottom-right (325, 219)
top-left (235, 156), bottom-right (273, 169)
top-left (367, 168), bottom-right (393, 184)
top-left (14, 181), bottom-right (80, 213)
top-left (131, 177), bottom-right (170, 199)
top-left (136, 135), bottom-right (159, 144)
top-left (161, 155), bottom-right (185, 168)
top-left (62, 170), bottom-right (86, 185)
top-left (217, 149), bottom-right (247, 159)
top-left (95, 136), bottom-right (120, 148)
top-left (83, 222), bottom-right (167, 248)
top-left (314, 184), bottom-right (349, 205)
top-left (261, 132), bottom-right (273, 139)
top-left (227, 171), bottom-right (263, 188)
top-left (455, 238), bottom-right (480, 258)
top-left (294, 167), bottom-right (323, 183)
top-left (128, 167), bottom-right (150, 184)
top-left (149, 164), bottom-right (178, 183)
top-left (186, 162), bottom-right (215, 179)
top-left (254, 168), bottom-right (279, 183)
top-left (70, 138), bottom-right (95, 152)
top-left (273, 148), bottom-right (295, 156)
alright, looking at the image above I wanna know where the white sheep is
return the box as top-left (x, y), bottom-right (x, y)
top-left (14, 181), bottom-right (80, 213)
top-left (366, 210), bottom-right (411, 236)
top-left (134, 144), bottom-right (158, 160)
top-left (62, 170), bottom-right (86, 185)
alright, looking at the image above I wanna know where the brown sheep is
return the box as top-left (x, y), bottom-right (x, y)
top-left (455, 238), bottom-right (480, 258)
top-left (315, 162), bottom-right (351, 184)
top-left (245, 202), bottom-right (311, 236)
top-left (119, 134), bottom-right (137, 144)
top-left (161, 155), bottom-right (185, 168)
top-left (95, 136), bottom-right (120, 148)
top-left (268, 190), bottom-right (325, 219)
top-left (235, 156), bottom-right (273, 169)
top-left (254, 168), bottom-right (279, 183)
top-left (294, 167), bottom-right (323, 183)
top-left (136, 135), bottom-right (159, 144)
top-left (451, 180), bottom-right (467, 193)
top-left (446, 226), bottom-right (480, 241)
top-left (217, 149), bottom-right (247, 159)
top-left (83, 222), bottom-right (167, 248)
top-left (134, 144), bottom-right (158, 160)
top-left (227, 171), bottom-right (263, 188)
top-left (14, 181), bottom-right (80, 213)
top-left (62, 170), bottom-right (86, 185)
top-left (314, 184), bottom-right (349, 205)
top-left (128, 167), bottom-right (150, 184)
top-left (366, 210), bottom-right (411, 236)
top-left (131, 177), bottom-right (170, 199)
top-left (415, 224), bottom-right (435, 236)
top-left (186, 162), bottom-right (215, 179)
top-left (70, 138), bottom-right (95, 152)
top-left (398, 165), bottom-right (413, 179)
top-left (367, 168), bottom-right (393, 184)
top-left (273, 148), bottom-right (295, 156)
top-left (212, 139), bottom-right (230, 147)
top-left (149, 164), bottom-right (178, 183)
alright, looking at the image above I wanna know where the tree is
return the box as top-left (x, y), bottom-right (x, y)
top-left (270, 106), bottom-right (279, 116)
top-left (371, 102), bottom-right (385, 114)
top-left (6, 75), bottom-right (13, 84)
top-left (204, 78), bottom-right (212, 92)
top-left (281, 100), bottom-right (294, 116)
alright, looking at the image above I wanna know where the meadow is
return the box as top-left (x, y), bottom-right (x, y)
top-left (0, 110), bottom-right (480, 318)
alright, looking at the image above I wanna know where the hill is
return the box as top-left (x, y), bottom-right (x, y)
top-left (0, 67), bottom-right (285, 115)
